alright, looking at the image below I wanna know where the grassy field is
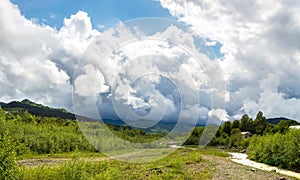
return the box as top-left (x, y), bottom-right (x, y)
top-left (17, 148), bottom-right (296, 180)
top-left (19, 148), bottom-right (213, 180)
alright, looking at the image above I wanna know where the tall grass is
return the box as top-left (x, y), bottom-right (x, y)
top-left (19, 149), bottom-right (215, 180)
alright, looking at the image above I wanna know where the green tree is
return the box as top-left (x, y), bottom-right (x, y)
top-left (263, 124), bottom-right (277, 135)
top-left (276, 120), bottom-right (296, 134)
top-left (231, 120), bottom-right (240, 129)
top-left (240, 114), bottom-right (250, 132)
top-left (253, 111), bottom-right (267, 135)
top-left (222, 121), bottom-right (232, 136)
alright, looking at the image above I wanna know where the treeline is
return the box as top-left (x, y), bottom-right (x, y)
top-left (184, 111), bottom-right (300, 170)
top-left (185, 111), bottom-right (297, 148)
top-left (186, 111), bottom-right (299, 148)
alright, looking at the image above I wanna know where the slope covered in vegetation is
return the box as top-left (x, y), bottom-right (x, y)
top-left (2, 99), bottom-right (76, 120)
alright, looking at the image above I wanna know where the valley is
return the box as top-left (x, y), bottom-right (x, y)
top-left (0, 100), bottom-right (299, 179)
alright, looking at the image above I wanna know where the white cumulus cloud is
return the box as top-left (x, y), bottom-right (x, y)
top-left (159, 0), bottom-right (300, 121)
top-left (0, 0), bottom-right (100, 109)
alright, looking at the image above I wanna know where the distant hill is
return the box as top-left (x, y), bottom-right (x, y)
top-left (4, 99), bottom-right (299, 130)
top-left (1, 99), bottom-right (178, 133)
top-left (102, 118), bottom-right (196, 134)
top-left (267, 117), bottom-right (300, 125)
top-left (2, 99), bottom-right (76, 120)
top-left (101, 119), bottom-right (126, 126)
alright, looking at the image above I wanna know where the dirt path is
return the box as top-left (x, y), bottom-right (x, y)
top-left (229, 153), bottom-right (300, 179)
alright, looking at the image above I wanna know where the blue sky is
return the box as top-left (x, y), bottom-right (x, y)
top-left (11, 0), bottom-right (175, 31)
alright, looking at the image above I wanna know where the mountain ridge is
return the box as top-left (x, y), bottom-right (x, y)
top-left (2, 99), bottom-right (76, 120)
top-left (1, 99), bottom-right (299, 127)
top-left (267, 117), bottom-right (298, 125)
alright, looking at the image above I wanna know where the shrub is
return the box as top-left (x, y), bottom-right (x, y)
top-left (0, 132), bottom-right (20, 179)
top-left (248, 129), bottom-right (300, 170)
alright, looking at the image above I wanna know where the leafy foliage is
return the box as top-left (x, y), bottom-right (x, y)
top-left (1, 111), bottom-right (96, 155)
top-left (248, 129), bottom-right (300, 170)
top-left (0, 132), bottom-right (20, 179)
top-left (0, 106), bottom-right (167, 157)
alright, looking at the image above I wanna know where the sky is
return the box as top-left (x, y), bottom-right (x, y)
top-left (10, 0), bottom-right (174, 30)
top-left (1, 0), bottom-right (300, 124)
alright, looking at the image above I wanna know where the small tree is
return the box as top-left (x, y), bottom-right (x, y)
top-left (240, 114), bottom-right (254, 132)
top-left (231, 120), bottom-right (241, 129)
top-left (253, 111), bottom-right (267, 135)
top-left (222, 121), bottom-right (232, 136)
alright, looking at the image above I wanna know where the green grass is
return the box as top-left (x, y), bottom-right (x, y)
top-left (17, 151), bottom-right (104, 160)
top-left (19, 148), bottom-right (216, 180)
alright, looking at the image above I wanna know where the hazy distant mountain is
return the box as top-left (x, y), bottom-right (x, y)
top-left (267, 117), bottom-right (299, 125)
top-left (2, 99), bottom-right (76, 120)
top-left (3, 99), bottom-right (298, 131)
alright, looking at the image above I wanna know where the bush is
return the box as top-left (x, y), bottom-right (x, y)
top-left (248, 129), bottom-right (300, 170)
top-left (0, 132), bottom-right (19, 179)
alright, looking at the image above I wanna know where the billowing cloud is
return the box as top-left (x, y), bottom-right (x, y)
top-left (73, 24), bottom-right (224, 125)
top-left (159, 0), bottom-right (300, 120)
top-left (3, 0), bottom-right (299, 125)
top-left (74, 64), bottom-right (109, 97)
top-left (208, 109), bottom-right (229, 122)
top-left (0, 0), bottom-right (99, 109)
top-left (1, 0), bottom-right (223, 125)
